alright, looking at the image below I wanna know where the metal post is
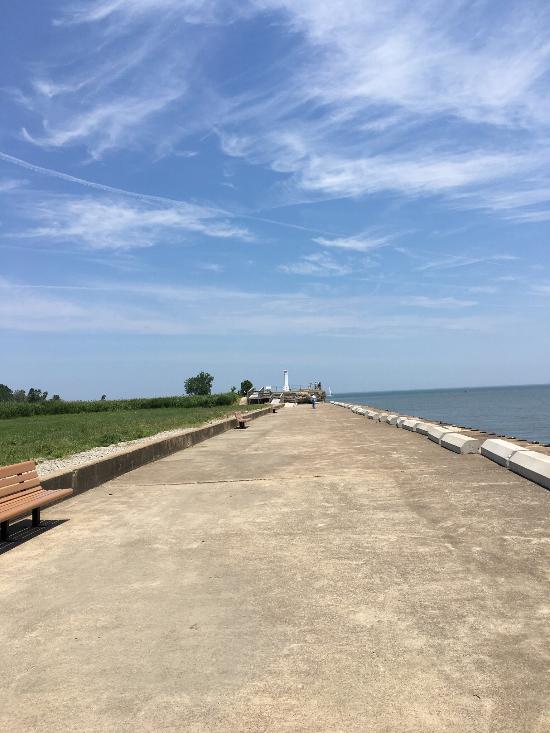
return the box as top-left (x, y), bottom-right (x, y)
top-left (32, 508), bottom-right (41, 527)
top-left (1, 521), bottom-right (9, 541)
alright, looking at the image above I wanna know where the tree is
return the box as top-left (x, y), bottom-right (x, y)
top-left (184, 371), bottom-right (214, 396)
top-left (230, 386), bottom-right (237, 393)
top-left (239, 379), bottom-right (253, 396)
top-left (51, 394), bottom-right (61, 401)
top-left (0, 384), bottom-right (13, 402)
top-left (26, 388), bottom-right (48, 403)
top-left (100, 394), bottom-right (107, 401)
top-left (13, 389), bottom-right (26, 402)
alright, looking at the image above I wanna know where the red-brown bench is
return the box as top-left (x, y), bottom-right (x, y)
top-left (234, 411), bottom-right (252, 429)
top-left (0, 461), bottom-right (73, 541)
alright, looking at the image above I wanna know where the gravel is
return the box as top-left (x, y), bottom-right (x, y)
top-left (36, 425), bottom-right (203, 478)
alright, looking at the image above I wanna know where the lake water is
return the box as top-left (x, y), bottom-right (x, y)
top-left (332, 384), bottom-right (550, 445)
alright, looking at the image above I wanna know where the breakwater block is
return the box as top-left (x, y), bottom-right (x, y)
top-left (402, 419), bottom-right (421, 431)
top-left (480, 438), bottom-right (529, 467)
top-left (416, 423), bottom-right (434, 436)
top-left (508, 450), bottom-right (550, 490)
top-left (428, 426), bottom-right (455, 444)
top-left (396, 416), bottom-right (409, 428)
top-left (386, 414), bottom-right (399, 425)
top-left (441, 433), bottom-right (480, 454)
top-left (366, 411), bottom-right (377, 419)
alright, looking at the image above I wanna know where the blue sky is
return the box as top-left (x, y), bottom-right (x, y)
top-left (1, 0), bottom-right (550, 398)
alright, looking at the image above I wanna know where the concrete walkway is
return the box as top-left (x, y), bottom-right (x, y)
top-left (1, 404), bottom-right (549, 732)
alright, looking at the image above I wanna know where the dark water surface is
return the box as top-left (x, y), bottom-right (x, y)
top-left (332, 384), bottom-right (550, 444)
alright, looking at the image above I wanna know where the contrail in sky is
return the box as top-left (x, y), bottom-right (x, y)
top-left (0, 150), bottom-right (336, 236)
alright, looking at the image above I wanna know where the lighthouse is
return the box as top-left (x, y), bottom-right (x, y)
top-left (283, 369), bottom-right (290, 392)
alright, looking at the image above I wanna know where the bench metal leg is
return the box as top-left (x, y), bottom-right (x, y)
top-left (1, 521), bottom-right (8, 542)
top-left (32, 508), bottom-right (41, 527)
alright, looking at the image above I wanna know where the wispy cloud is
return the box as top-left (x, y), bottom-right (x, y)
top-left (0, 178), bottom-right (25, 193)
top-left (13, 0), bottom-right (550, 209)
top-left (206, 0), bottom-right (550, 210)
top-left (15, 195), bottom-right (252, 250)
top-left (531, 282), bottom-right (550, 295)
top-left (0, 277), bottom-right (505, 337)
top-left (416, 254), bottom-right (518, 272)
top-left (279, 252), bottom-right (352, 276)
top-left (400, 296), bottom-right (477, 309)
top-left (313, 232), bottom-right (391, 252)
top-left (200, 263), bottom-right (224, 273)
top-left (22, 90), bottom-right (183, 159)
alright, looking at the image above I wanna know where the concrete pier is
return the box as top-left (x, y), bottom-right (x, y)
top-left (1, 404), bottom-right (549, 732)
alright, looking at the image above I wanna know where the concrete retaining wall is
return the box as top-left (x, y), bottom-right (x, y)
top-left (42, 406), bottom-right (275, 496)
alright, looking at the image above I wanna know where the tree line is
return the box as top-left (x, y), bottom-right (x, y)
top-left (0, 373), bottom-right (254, 403)
top-left (0, 385), bottom-right (60, 402)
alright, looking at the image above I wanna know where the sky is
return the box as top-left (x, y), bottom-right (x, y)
top-left (1, 0), bottom-right (550, 398)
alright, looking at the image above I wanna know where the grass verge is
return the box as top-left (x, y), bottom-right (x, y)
top-left (0, 404), bottom-right (263, 465)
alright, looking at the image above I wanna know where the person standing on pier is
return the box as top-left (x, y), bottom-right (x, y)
top-left (311, 393), bottom-right (317, 409)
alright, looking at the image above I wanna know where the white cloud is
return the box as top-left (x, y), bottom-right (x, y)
top-left (0, 178), bottom-right (25, 193)
top-left (58, 0), bottom-right (249, 27)
top-left (416, 254), bottom-right (518, 272)
top-left (200, 263), bottom-right (224, 273)
top-left (279, 252), bottom-right (352, 276)
top-left (0, 278), bottom-right (504, 337)
top-left (531, 282), bottom-right (550, 295)
top-left (400, 296), bottom-right (477, 309)
top-left (22, 89), bottom-right (183, 159)
top-left (467, 286), bottom-right (498, 295)
top-left (313, 232), bottom-right (391, 252)
top-left (213, 0), bottom-right (550, 207)
top-left (17, 196), bottom-right (252, 250)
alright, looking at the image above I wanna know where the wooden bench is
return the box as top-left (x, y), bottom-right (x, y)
top-left (0, 461), bottom-right (73, 541)
top-left (234, 411), bottom-right (252, 429)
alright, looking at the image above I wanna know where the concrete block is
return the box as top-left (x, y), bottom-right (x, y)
top-left (386, 414), bottom-right (399, 425)
top-left (396, 416), bottom-right (409, 428)
top-left (428, 426), bottom-right (454, 444)
top-left (440, 433), bottom-right (480, 454)
top-left (377, 414), bottom-right (389, 422)
top-left (508, 450), bottom-right (550, 490)
top-left (480, 439), bottom-right (530, 468)
top-left (402, 419), bottom-right (421, 431)
top-left (366, 411), bottom-right (376, 419)
top-left (415, 423), bottom-right (435, 436)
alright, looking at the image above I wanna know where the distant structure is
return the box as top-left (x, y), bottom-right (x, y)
top-left (283, 369), bottom-right (290, 392)
top-left (246, 370), bottom-right (326, 405)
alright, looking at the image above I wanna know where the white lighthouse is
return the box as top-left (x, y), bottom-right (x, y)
top-left (283, 369), bottom-right (290, 392)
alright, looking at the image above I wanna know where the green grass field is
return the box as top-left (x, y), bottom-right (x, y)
top-left (0, 404), bottom-right (262, 465)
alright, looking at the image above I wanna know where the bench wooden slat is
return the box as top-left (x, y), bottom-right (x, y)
top-left (0, 486), bottom-right (45, 509)
top-left (0, 488), bottom-right (73, 523)
top-left (0, 476), bottom-right (41, 498)
top-left (0, 469), bottom-right (38, 490)
top-left (0, 460), bottom-right (36, 480)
